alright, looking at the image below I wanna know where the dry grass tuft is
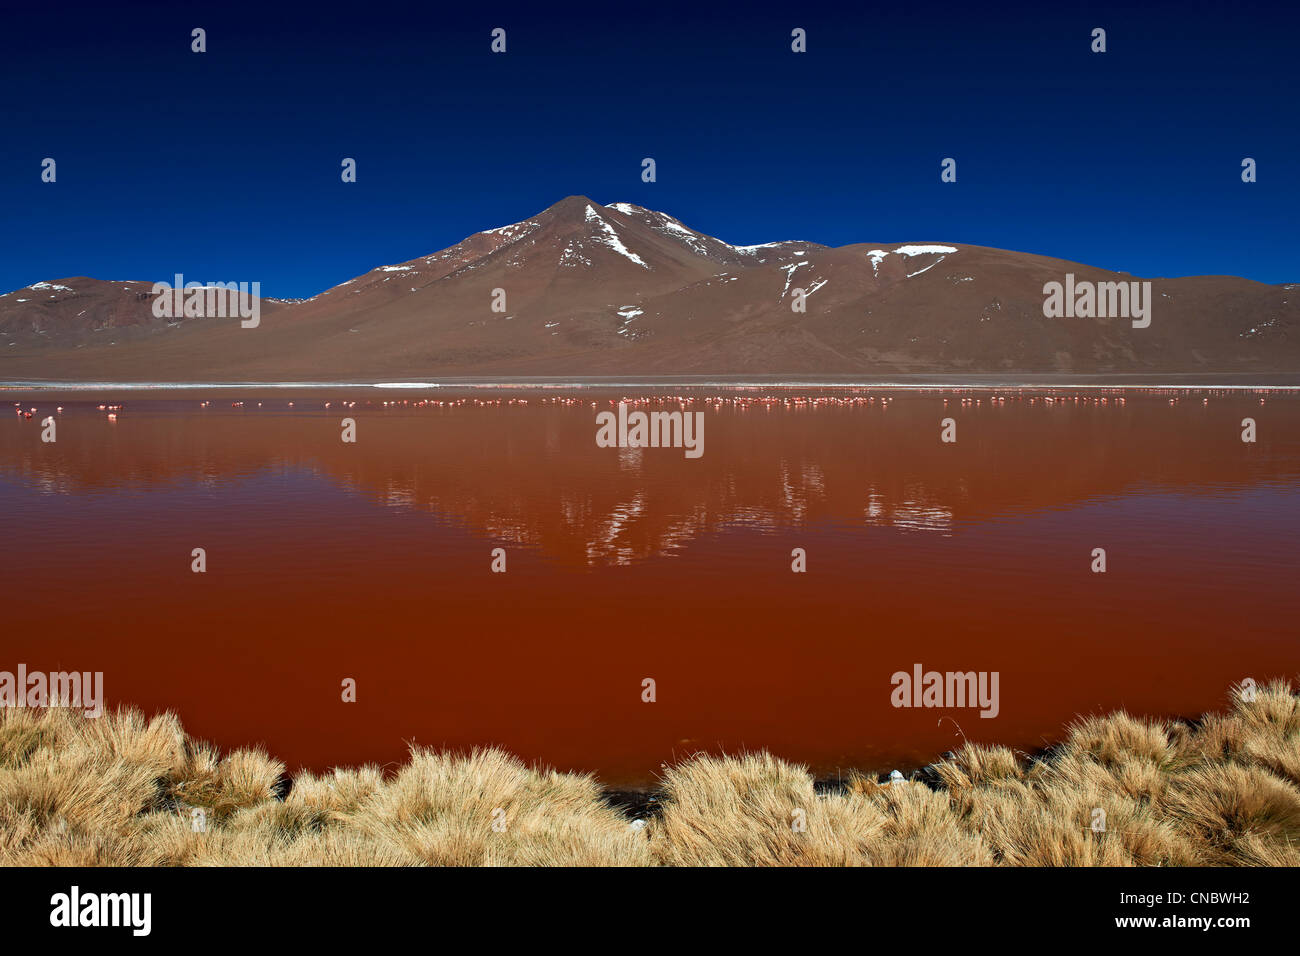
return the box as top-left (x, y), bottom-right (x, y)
top-left (650, 752), bottom-right (882, 865)
top-left (2, 680), bottom-right (1297, 866)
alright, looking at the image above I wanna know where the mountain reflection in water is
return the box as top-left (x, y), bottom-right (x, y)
top-left (3, 389), bottom-right (1298, 786)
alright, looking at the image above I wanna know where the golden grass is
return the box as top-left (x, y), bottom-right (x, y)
top-left (1, 680), bottom-right (1297, 866)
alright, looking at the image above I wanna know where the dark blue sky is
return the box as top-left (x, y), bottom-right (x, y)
top-left (2, 0), bottom-right (1295, 297)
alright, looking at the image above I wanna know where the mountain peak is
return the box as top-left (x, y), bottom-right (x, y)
top-left (542, 195), bottom-right (601, 220)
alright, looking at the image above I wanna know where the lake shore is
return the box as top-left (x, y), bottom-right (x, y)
top-left (2, 680), bottom-right (1296, 866)
top-left (4, 372), bottom-right (1300, 394)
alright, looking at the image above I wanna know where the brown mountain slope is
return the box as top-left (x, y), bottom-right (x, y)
top-left (1, 196), bottom-right (1296, 381)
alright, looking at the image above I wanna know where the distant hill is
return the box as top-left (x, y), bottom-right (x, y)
top-left (2, 196), bottom-right (1296, 381)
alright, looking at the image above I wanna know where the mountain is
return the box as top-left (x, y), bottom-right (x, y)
top-left (2, 196), bottom-right (1296, 381)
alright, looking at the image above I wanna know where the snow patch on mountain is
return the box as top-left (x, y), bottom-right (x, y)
top-left (584, 204), bottom-right (649, 268)
top-left (652, 217), bottom-right (712, 255)
top-left (865, 245), bottom-right (959, 277)
top-left (906, 259), bottom-right (945, 278)
top-left (894, 245), bottom-right (959, 257)
top-left (780, 261), bottom-right (811, 296)
top-left (734, 241), bottom-right (812, 260)
top-left (606, 202), bottom-right (722, 257)
top-left (559, 243), bottom-right (593, 268)
top-left (484, 220), bottom-right (538, 238)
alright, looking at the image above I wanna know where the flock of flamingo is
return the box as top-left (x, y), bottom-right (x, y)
top-left (9, 387), bottom-right (1281, 423)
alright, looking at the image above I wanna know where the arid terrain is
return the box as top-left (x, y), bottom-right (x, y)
top-left (2, 197), bottom-right (1297, 382)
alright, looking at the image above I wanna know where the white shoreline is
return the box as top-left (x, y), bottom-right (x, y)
top-left (2, 380), bottom-right (1299, 392)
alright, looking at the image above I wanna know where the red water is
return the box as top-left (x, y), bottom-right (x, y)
top-left (3, 389), bottom-right (1298, 786)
